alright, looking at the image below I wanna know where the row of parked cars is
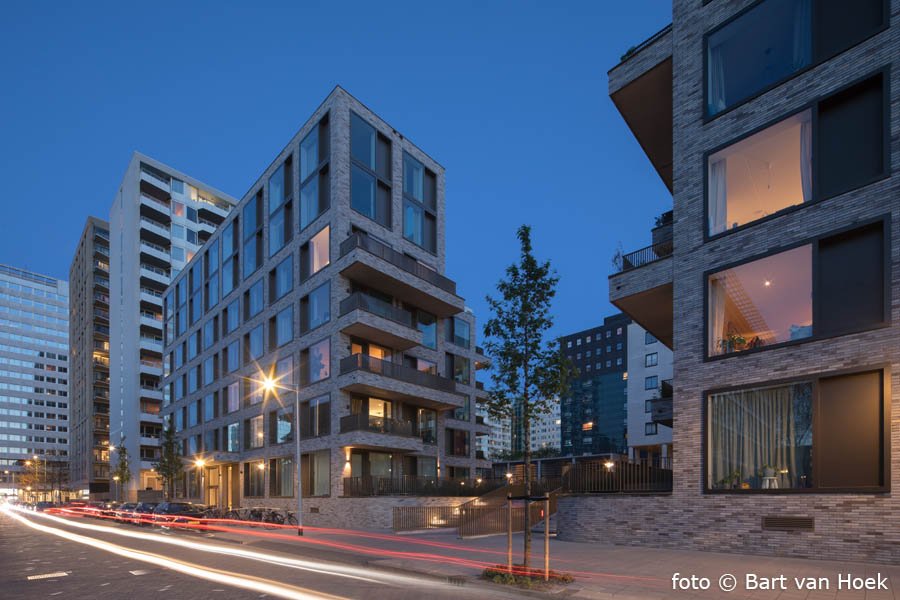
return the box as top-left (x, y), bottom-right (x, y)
top-left (61, 500), bottom-right (209, 528)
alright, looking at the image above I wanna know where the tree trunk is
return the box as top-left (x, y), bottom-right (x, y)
top-left (523, 409), bottom-right (532, 569)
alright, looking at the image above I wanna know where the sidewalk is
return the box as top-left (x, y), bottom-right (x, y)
top-left (204, 525), bottom-right (900, 599)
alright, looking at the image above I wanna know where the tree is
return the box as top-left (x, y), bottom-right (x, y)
top-left (113, 436), bottom-right (132, 499)
top-left (482, 225), bottom-right (575, 569)
top-left (154, 423), bottom-right (183, 500)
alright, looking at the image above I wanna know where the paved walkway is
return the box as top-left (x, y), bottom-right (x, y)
top-left (204, 524), bottom-right (900, 599)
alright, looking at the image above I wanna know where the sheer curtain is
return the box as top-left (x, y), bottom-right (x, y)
top-left (799, 112), bottom-right (813, 202)
top-left (707, 43), bottom-right (727, 115)
top-left (792, 0), bottom-right (812, 70)
top-left (707, 276), bottom-right (726, 354)
top-left (708, 158), bottom-right (728, 234)
top-left (709, 385), bottom-right (805, 489)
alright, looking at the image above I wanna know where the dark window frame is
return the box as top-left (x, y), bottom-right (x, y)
top-left (702, 365), bottom-right (890, 495)
top-left (701, 0), bottom-right (888, 122)
top-left (703, 67), bottom-right (891, 242)
top-left (702, 215), bottom-right (891, 362)
top-left (349, 111), bottom-right (392, 229)
top-left (401, 151), bottom-right (438, 255)
top-left (299, 112), bottom-right (331, 232)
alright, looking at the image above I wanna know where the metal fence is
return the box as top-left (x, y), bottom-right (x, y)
top-left (458, 496), bottom-right (557, 538)
top-left (616, 240), bottom-right (674, 273)
top-left (392, 505), bottom-right (461, 532)
top-left (562, 458), bottom-right (672, 493)
top-left (343, 476), bottom-right (506, 497)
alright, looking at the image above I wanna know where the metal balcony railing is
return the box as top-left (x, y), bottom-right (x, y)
top-left (339, 292), bottom-right (414, 328)
top-left (562, 457), bottom-right (673, 493)
top-left (339, 413), bottom-right (417, 437)
top-left (614, 240), bottom-right (674, 273)
top-left (340, 353), bottom-right (457, 394)
top-left (339, 233), bottom-right (457, 294)
top-left (343, 475), bottom-right (505, 497)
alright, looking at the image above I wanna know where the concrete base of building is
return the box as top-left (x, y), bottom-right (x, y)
top-left (557, 494), bottom-right (899, 565)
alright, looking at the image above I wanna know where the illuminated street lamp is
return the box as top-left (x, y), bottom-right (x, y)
top-left (112, 475), bottom-right (120, 502)
top-left (257, 373), bottom-right (303, 536)
top-left (194, 458), bottom-right (206, 503)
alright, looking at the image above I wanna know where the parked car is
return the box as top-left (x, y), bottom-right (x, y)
top-left (100, 501), bottom-right (121, 519)
top-left (114, 502), bottom-right (138, 522)
top-left (34, 501), bottom-right (56, 512)
top-left (82, 501), bottom-right (106, 518)
top-left (152, 502), bottom-right (207, 530)
top-left (131, 502), bottom-right (159, 526)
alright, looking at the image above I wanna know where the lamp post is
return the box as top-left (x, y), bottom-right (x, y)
top-left (112, 475), bottom-right (120, 502)
top-left (194, 459), bottom-right (206, 504)
top-left (259, 374), bottom-right (303, 536)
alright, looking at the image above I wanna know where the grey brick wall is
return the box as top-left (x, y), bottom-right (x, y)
top-left (572, 0), bottom-right (900, 564)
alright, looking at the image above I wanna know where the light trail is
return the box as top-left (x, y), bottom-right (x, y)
top-left (17, 507), bottom-right (441, 588)
top-left (3, 507), bottom-right (345, 600)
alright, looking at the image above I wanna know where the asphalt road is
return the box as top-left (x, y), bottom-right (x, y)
top-left (0, 507), bottom-right (520, 600)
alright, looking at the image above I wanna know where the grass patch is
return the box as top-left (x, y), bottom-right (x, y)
top-left (482, 564), bottom-right (574, 589)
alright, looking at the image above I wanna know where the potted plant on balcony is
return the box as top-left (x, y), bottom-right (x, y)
top-left (717, 333), bottom-right (747, 354)
top-left (716, 470), bottom-right (741, 490)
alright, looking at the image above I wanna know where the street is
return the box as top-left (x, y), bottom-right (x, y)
top-left (0, 508), bottom-right (522, 600)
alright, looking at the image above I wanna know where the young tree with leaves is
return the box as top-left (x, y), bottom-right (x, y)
top-left (154, 422), bottom-right (183, 500)
top-left (113, 436), bottom-right (132, 500)
top-left (482, 224), bottom-right (575, 569)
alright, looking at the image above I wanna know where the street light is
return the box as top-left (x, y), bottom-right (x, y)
top-left (112, 475), bottom-right (120, 502)
top-left (194, 459), bottom-right (206, 504)
top-left (258, 373), bottom-right (303, 536)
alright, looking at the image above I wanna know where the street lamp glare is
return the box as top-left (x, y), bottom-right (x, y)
top-left (261, 376), bottom-right (277, 394)
top-left (113, 475), bottom-right (120, 481)
top-left (195, 459), bottom-right (206, 468)
top-left (257, 462), bottom-right (265, 471)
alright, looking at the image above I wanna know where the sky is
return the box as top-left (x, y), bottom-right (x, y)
top-left (0, 0), bottom-right (672, 339)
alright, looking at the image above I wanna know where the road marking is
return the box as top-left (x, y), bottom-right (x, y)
top-left (100, 583), bottom-right (110, 586)
top-left (27, 572), bottom-right (68, 580)
top-left (130, 569), bottom-right (150, 575)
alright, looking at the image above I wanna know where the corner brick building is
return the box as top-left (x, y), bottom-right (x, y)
top-left (559, 0), bottom-right (899, 563)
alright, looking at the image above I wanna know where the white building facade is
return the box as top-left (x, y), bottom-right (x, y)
top-left (625, 323), bottom-right (672, 463)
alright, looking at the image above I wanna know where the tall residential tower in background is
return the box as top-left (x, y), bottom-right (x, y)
top-left (108, 153), bottom-right (236, 500)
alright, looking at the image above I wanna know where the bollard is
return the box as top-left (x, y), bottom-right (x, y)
top-left (543, 493), bottom-right (550, 582)
top-left (507, 494), bottom-right (513, 573)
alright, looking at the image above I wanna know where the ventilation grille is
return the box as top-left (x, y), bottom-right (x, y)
top-left (762, 516), bottom-right (814, 531)
top-left (310, 506), bottom-right (320, 514)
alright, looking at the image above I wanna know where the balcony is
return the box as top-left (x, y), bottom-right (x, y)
top-left (339, 413), bottom-right (418, 438)
top-left (139, 287), bottom-right (163, 305)
top-left (140, 240), bottom-right (170, 262)
top-left (140, 263), bottom-right (169, 286)
top-left (339, 233), bottom-right (464, 317)
top-left (609, 24), bottom-right (673, 192)
top-left (138, 336), bottom-right (163, 354)
top-left (338, 292), bottom-right (422, 351)
top-left (139, 193), bottom-right (171, 222)
top-left (609, 215), bottom-right (673, 348)
top-left (339, 353), bottom-right (464, 410)
top-left (139, 216), bottom-right (170, 244)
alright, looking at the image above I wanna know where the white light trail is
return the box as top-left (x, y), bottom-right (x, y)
top-left (10, 507), bottom-right (429, 589)
top-left (4, 507), bottom-right (344, 600)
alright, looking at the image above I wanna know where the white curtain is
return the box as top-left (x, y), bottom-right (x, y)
top-left (708, 158), bottom-right (727, 235)
top-left (707, 276), bottom-right (727, 355)
top-left (792, 0), bottom-right (812, 70)
top-left (707, 43), bottom-right (727, 115)
top-left (799, 113), bottom-right (812, 202)
top-left (709, 385), bottom-right (808, 489)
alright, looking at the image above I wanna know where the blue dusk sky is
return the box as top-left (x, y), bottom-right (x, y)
top-left (0, 1), bottom-right (671, 338)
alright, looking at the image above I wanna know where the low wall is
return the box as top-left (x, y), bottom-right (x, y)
top-left (240, 496), bottom-right (475, 530)
top-left (557, 493), bottom-right (900, 564)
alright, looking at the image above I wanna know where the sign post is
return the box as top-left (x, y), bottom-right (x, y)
top-left (543, 493), bottom-right (550, 581)
top-left (506, 494), bottom-right (513, 573)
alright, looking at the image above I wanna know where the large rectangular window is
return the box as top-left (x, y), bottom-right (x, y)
top-left (300, 226), bottom-right (329, 280)
top-left (708, 111), bottom-right (811, 235)
top-left (270, 306), bottom-right (293, 349)
top-left (226, 422), bottom-right (240, 452)
top-left (243, 461), bottom-right (265, 497)
top-left (301, 450), bottom-right (330, 497)
top-left (300, 394), bottom-right (330, 438)
top-left (707, 222), bottom-right (884, 356)
top-left (350, 113), bottom-right (391, 228)
top-left (299, 114), bottom-right (330, 230)
top-left (300, 338), bottom-right (330, 384)
top-left (268, 156), bottom-right (293, 256)
top-left (269, 255), bottom-right (293, 302)
top-left (242, 191), bottom-right (263, 278)
top-left (269, 409), bottom-right (294, 445)
top-left (269, 457), bottom-right (294, 497)
top-left (706, 0), bottom-right (885, 117)
top-left (402, 152), bottom-right (437, 253)
top-left (707, 370), bottom-right (885, 492)
top-left (299, 281), bottom-right (330, 333)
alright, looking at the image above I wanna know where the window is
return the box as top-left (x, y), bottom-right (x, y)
top-left (350, 113), bottom-right (391, 228)
top-left (202, 356), bottom-right (215, 386)
top-left (226, 381), bottom-right (240, 413)
top-left (645, 422), bottom-right (658, 436)
top-left (416, 310), bottom-right (436, 349)
top-left (645, 331), bottom-right (657, 344)
top-left (226, 423), bottom-right (240, 452)
top-left (270, 409), bottom-right (294, 444)
top-left (445, 429), bottom-right (470, 457)
top-left (300, 338), bottom-right (330, 384)
top-left (446, 353), bottom-right (470, 384)
top-left (246, 325), bottom-right (264, 362)
top-left (300, 226), bottom-right (329, 280)
top-left (402, 153), bottom-right (437, 252)
top-left (269, 457), bottom-right (293, 497)
top-left (707, 370), bottom-right (886, 493)
top-left (268, 156), bottom-right (293, 256)
top-left (225, 340), bottom-right (239, 372)
top-left (299, 115), bottom-right (330, 230)
top-left (202, 319), bottom-right (216, 350)
top-left (644, 376), bottom-right (658, 390)
top-left (242, 191), bottom-right (263, 278)
top-left (270, 307), bottom-right (293, 349)
top-left (705, 0), bottom-right (885, 117)
top-left (300, 394), bottom-right (330, 438)
top-left (301, 450), bottom-right (330, 497)
top-left (447, 317), bottom-right (470, 348)
top-left (245, 279), bottom-right (264, 320)
top-left (225, 299), bottom-right (239, 333)
top-left (221, 220), bottom-right (239, 296)
top-left (243, 461), bottom-right (265, 497)
top-left (645, 353), bottom-right (658, 367)
top-left (300, 281), bottom-right (330, 333)
top-left (708, 221), bottom-right (885, 357)
top-left (203, 394), bottom-right (216, 421)
top-left (645, 400), bottom-right (652, 413)
top-left (248, 415), bottom-right (264, 449)
top-left (269, 255), bottom-right (293, 302)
